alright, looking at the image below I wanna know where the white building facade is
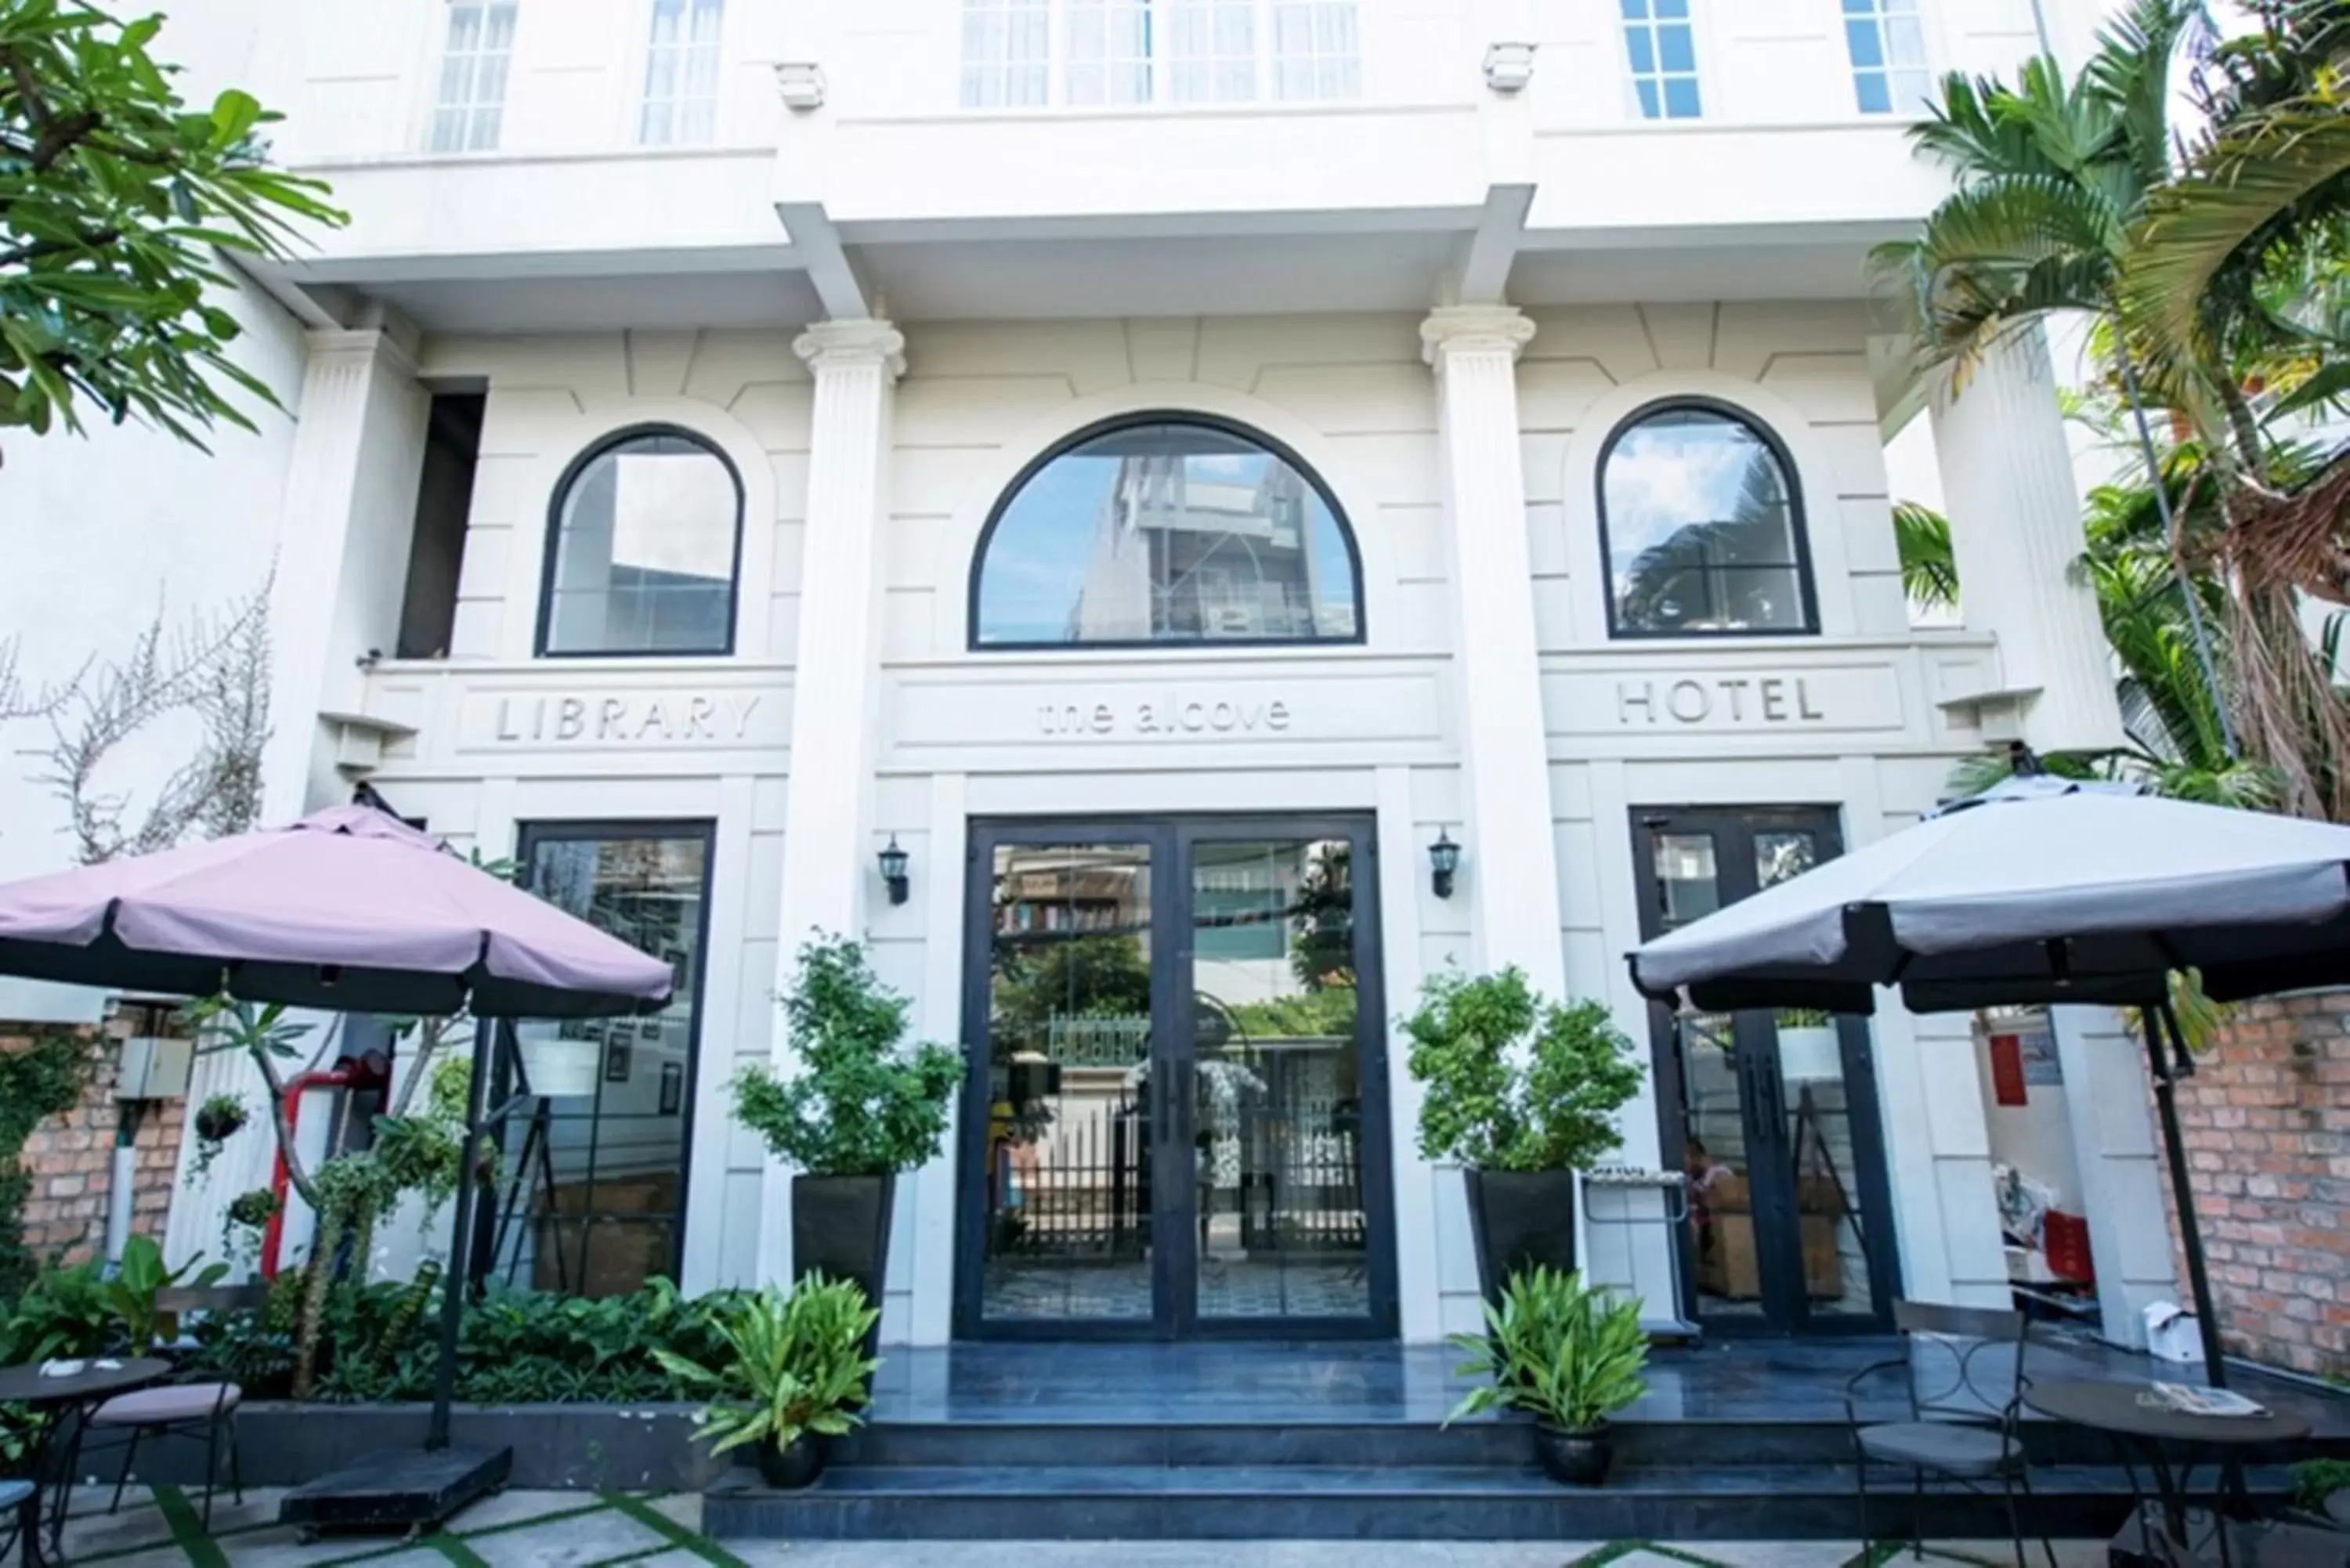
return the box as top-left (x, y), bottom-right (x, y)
top-left (0, 0), bottom-right (2182, 1349)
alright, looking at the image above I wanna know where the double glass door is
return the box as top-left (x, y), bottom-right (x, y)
top-left (1632, 807), bottom-right (1900, 1334)
top-left (956, 818), bottom-right (1394, 1339)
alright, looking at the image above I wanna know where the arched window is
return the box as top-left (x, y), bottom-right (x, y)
top-left (971, 415), bottom-right (1364, 649)
top-left (538, 428), bottom-right (743, 656)
top-left (1598, 401), bottom-right (1817, 638)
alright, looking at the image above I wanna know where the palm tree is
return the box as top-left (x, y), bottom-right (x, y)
top-left (1876, 0), bottom-right (2350, 818)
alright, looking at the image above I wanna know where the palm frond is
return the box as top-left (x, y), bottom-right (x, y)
top-left (1892, 502), bottom-right (1960, 610)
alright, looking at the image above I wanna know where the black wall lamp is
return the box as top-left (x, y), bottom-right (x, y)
top-left (1429, 829), bottom-right (1460, 900)
top-left (878, 836), bottom-right (910, 905)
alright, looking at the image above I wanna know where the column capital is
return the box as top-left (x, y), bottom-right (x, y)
top-left (794, 317), bottom-right (906, 379)
top-left (302, 326), bottom-right (418, 382)
top-left (1419, 305), bottom-right (1536, 367)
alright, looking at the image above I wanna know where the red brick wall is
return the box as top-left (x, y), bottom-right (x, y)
top-left (5, 1024), bottom-right (186, 1266)
top-left (2167, 995), bottom-right (2350, 1378)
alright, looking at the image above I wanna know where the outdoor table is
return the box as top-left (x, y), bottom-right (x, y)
top-left (2025, 1377), bottom-right (2312, 1565)
top-left (0, 1357), bottom-right (170, 1567)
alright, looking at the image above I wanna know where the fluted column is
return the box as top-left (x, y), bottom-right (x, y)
top-left (758, 318), bottom-right (903, 1284)
top-left (1421, 306), bottom-right (1565, 995)
top-left (1929, 327), bottom-right (2125, 752)
top-left (259, 324), bottom-right (428, 821)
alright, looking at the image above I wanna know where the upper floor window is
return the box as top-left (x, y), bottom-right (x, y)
top-left (1599, 402), bottom-right (1817, 638)
top-left (958, 0), bottom-right (1359, 110)
top-left (1842, 0), bottom-right (1930, 116)
top-left (972, 416), bottom-right (1363, 649)
top-left (539, 429), bottom-right (743, 656)
top-left (641, 0), bottom-right (725, 146)
top-left (1621, 0), bottom-right (1701, 121)
top-left (432, 0), bottom-right (518, 154)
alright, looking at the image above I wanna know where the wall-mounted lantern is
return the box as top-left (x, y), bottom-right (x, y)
top-left (878, 836), bottom-right (911, 906)
top-left (1429, 829), bottom-right (1460, 901)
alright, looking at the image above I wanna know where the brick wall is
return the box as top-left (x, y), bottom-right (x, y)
top-left (2167, 995), bottom-right (2350, 1378)
top-left (5, 1024), bottom-right (186, 1267)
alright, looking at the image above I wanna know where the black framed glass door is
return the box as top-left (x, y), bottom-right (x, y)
top-left (955, 818), bottom-right (1395, 1339)
top-left (1632, 807), bottom-right (1900, 1334)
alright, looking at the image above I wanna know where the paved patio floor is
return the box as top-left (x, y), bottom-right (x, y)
top-left (20, 1486), bottom-right (2124, 1568)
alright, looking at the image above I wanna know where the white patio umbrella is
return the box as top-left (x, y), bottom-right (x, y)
top-left (1628, 771), bottom-right (2350, 1384)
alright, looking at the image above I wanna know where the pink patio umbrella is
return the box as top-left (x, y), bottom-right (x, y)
top-left (0, 803), bottom-right (672, 1017)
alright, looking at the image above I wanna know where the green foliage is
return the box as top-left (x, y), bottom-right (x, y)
top-left (0, 1258), bottom-right (114, 1363)
top-left (190, 1090), bottom-right (247, 1179)
top-left (0, 0), bottom-right (344, 458)
top-left (1892, 501), bottom-right (1959, 612)
top-left (653, 1276), bottom-right (877, 1457)
top-left (2294, 1456), bottom-right (2350, 1512)
top-left (1446, 1266), bottom-right (1650, 1433)
top-left (1403, 969), bottom-right (1644, 1172)
top-left (733, 934), bottom-right (961, 1176)
top-left (103, 1233), bottom-right (225, 1353)
top-left (0, 1030), bottom-right (93, 1299)
top-left (1226, 985), bottom-right (1358, 1040)
top-left (991, 934), bottom-right (1152, 1031)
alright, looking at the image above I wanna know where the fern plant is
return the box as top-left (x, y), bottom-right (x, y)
top-left (653, 1276), bottom-right (879, 1457)
top-left (1446, 1266), bottom-right (1649, 1433)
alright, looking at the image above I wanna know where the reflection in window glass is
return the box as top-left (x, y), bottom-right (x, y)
top-left (641, 0), bottom-right (725, 146)
top-left (1842, 0), bottom-right (1931, 116)
top-left (974, 421), bottom-right (1361, 647)
top-left (1622, 0), bottom-right (1701, 120)
top-left (960, 0), bottom-right (1050, 107)
top-left (543, 433), bottom-right (739, 655)
top-left (1652, 833), bottom-right (1721, 930)
top-left (1602, 406), bottom-right (1813, 636)
top-left (502, 827), bottom-right (709, 1298)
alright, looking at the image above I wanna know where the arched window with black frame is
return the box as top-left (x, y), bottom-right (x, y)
top-left (971, 414), bottom-right (1365, 650)
top-left (1597, 400), bottom-right (1818, 638)
top-left (537, 427), bottom-right (744, 656)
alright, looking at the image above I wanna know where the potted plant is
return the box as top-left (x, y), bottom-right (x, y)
top-left (1403, 967), bottom-right (1643, 1301)
top-left (732, 934), bottom-right (960, 1310)
top-left (654, 1275), bottom-right (879, 1490)
top-left (1447, 1265), bottom-right (1649, 1485)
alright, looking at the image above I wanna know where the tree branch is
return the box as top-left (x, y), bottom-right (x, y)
top-left (28, 109), bottom-right (100, 172)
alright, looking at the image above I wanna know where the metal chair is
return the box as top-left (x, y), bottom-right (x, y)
top-left (1845, 1299), bottom-right (2057, 1568)
top-left (63, 1284), bottom-right (262, 1533)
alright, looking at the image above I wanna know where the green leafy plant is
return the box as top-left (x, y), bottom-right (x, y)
top-left (2293, 1456), bottom-right (2350, 1512)
top-left (1225, 986), bottom-right (1358, 1039)
top-left (653, 1276), bottom-right (878, 1458)
top-left (0, 1031), bottom-right (95, 1299)
top-left (1446, 1266), bottom-right (1650, 1433)
top-left (732, 935), bottom-right (960, 1176)
top-left (0, 1258), bottom-right (114, 1363)
top-left (189, 1090), bottom-right (248, 1179)
top-left (105, 1233), bottom-right (226, 1352)
top-left (0, 0), bottom-right (345, 458)
top-left (1403, 969), bottom-right (1644, 1172)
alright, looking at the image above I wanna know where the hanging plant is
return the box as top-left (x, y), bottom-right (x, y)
top-left (221, 1187), bottom-right (280, 1267)
top-left (190, 1093), bottom-right (251, 1180)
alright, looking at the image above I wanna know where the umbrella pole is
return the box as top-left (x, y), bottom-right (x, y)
top-left (427, 1017), bottom-right (498, 1449)
top-left (2146, 1000), bottom-right (2229, 1387)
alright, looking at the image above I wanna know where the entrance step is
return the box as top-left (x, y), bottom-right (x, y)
top-left (705, 1458), bottom-right (2283, 1542)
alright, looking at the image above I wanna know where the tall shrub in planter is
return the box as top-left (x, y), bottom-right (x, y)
top-left (733, 935), bottom-right (960, 1312)
top-left (1403, 968), bottom-right (1643, 1302)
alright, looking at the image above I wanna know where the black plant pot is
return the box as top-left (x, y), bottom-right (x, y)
top-left (756, 1433), bottom-right (827, 1490)
top-left (1462, 1168), bottom-right (1578, 1304)
top-left (792, 1172), bottom-right (895, 1320)
top-left (1533, 1422), bottom-right (1612, 1486)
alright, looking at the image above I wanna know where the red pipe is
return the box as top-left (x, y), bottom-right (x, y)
top-left (259, 1062), bottom-right (384, 1278)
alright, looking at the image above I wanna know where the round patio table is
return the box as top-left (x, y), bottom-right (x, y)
top-left (0, 1357), bottom-right (170, 1568)
top-left (2025, 1377), bottom-right (2310, 1566)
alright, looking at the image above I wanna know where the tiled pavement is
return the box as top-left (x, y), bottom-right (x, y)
top-left (25, 1487), bottom-right (2117, 1568)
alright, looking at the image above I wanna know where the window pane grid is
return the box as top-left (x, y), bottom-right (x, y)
top-left (431, 1), bottom-right (516, 154)
top-left (641, 0), bottom-right (725, 146)
top-left (967, 0), bottom-right (1358, 108)
top-left (1842, 0), bottom-right (1930, 116)
top-left (1621, 0), bottom-right (1701, 121)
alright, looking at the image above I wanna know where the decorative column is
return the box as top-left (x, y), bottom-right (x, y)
top-left (1927, 326), bottom-right (2125, 753)
top-left (1421, 306), bottom-right (1567, 994)
top-left (757, 318), bottom-right (904, 1285)
top-left (258, 322), bottom-right (430, 822)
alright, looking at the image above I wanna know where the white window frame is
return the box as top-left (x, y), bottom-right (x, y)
top-left (1841, 0), bottom-right (1933, 118)
top-left (958, 0), bottom-right (1360, 110)
top-left (1619, 0), bottom-right (1705, 123)
top-left (638, 0), bottom-right (727, 147)
top-left (428, 0), bottom-right (519, 154)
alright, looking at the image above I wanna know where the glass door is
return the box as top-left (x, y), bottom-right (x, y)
top-left (1631, 807), bottom-right (1900, 1334)
top-left (956, 818), bottom-right (1394, 1339)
